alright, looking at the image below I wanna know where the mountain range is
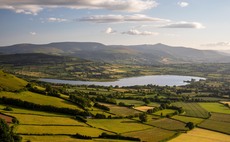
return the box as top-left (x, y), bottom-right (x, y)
top-left (0, 42), bottom-right (229, 65)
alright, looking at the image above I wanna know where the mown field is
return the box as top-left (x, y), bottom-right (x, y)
top-left (147, 118), bottom-right (188, 131)
top-left (198, 113), bottom-right (230, 134)
top-left (169, 128), bottom-right (230, 142)
top-left (124, 127), bottom-right (177, 142)
top-left (199, 102), bottom-right (230, 114)
top-left (172, 115), bottom-right (204, 125)
top-left (153, 109), bottom-right (175, 116)
top-left (0, 91), bottom-right (82, 110)
top-left (173, 102), bottom-right (209, 118)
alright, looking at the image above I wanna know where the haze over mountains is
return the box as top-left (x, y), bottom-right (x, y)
top-left (0, 42), bottom-right (229, 65)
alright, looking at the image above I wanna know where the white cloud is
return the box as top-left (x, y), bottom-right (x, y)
top-left (161, 21), bottom-right (205, 29)
top-left (177, 2), bottom-right (189, 7)
top-left (48, 17), bottom-right (67, 22)
top-left (79, 14), bottom-right (170, 23)
top-left (30, 32), bottom-right (37, 35)
top-left (105, 27), bottom-right (116, 34)
top-left (0, 0), bottom-right (158, 15)
top-left (122, 29), bottom-right (158, 36)
top-left (201, 42), bottom-right (230, 47)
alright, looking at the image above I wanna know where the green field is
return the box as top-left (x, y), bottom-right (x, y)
top-left (199, 103), bottom-right (230, 114)
top-left (87, 119), bottom-right (152, 133)
top-left (147, 118), bottom-right (188, 131)
top-left (153, 109), bottom-right (175, 116)
top-left (0, 91), bottom-right (82, 110)
top-left (198, 113), bottom-right (230, 134)
top-left (0, 70), bottom-right (27, 91)
top-left (173, 102), bottom-right (209, 118)
top-left (124, 127), bottom-right (177, 142)
top-left (172, 115), bottom-right (204, 125)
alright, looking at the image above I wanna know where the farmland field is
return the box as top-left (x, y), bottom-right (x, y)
top-left (198, 113), bottom-right (230, 134)
top-left (99, 103), bottom-right (141, 116)
top-left (87, 119), bottom-right (152, 133)
top-left (147, 118), bottom-right (188, 131)
top-left (124, 127), bottom-right (177, 142)
top-left (169, 128), bottom-right (230, 142)
top-left (134, 106), bottom-right (154, 112)
top-left (199, 103), bottom-right (230, 114)
top-left (173, 102), bottom-right (209, 118)
top-left (0, 91), bottom-right (82, 110)
top-left (172, 115), bottom-right (204, 124)
top-left (116, 99), bottom-right (145, 106)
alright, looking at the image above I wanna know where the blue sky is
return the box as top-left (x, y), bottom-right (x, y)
top-left (0, 0), bottom-right (229, 50)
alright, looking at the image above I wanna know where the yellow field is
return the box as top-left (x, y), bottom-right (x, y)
top-left (134, 106), bottom-right (154, 112)
top-left (3, 113), bottom-right (87, 126)
top-left (169, 128), bottom-right (230, 142)
top-left (17, 125), bottom-right (105, 136)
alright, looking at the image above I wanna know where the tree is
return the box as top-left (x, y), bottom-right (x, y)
top-left (139, 113), bottom-right (147, 122)
top-left (185, 122), bottom-right (194, 130)
top-left (0, 118), bottom-right (13, 142)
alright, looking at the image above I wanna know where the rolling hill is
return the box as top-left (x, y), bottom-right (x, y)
top-left (0, 42), bottom-right (229, 64)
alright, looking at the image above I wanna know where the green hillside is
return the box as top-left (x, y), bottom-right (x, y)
top-left (0, 70), bottom-right (27, 91)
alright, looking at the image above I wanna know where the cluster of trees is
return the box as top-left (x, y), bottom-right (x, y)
top-left (69, 94), bottom-right (92, 108)
top-left (73, 133), bottom-right (92, 140)
top-left (26, 83), bottom-right (60, 97)
top-left (95, 95), bottom-right (116, 104)
top-left (0, 119), bottom-right (22, 142)
top-left (99, 132), bottom-right (140, 141)
top-left (93, 103), bottom-right (110, 111)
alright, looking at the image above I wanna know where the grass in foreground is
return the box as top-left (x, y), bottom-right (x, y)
top-left (124, 127), bottom-right (177, 142)
top-left (199, 103), bottom-right (230, 114)
top-left (16, 125), bottom-right (105, 136)
top-left (87, 119), bottom-right (152, 133)
top-left (169, 128), bottom-right (230, 142)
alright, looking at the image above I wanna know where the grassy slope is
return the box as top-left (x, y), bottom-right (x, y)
top-left (0, 91), bottom-right (82, 110)
top-left (0, 70), bottom-right (27, 90)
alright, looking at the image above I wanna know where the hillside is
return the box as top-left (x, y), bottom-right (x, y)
top-left (0, 42), bottom-right (229, 64)
top-left (0, 70), bottom-right (27, 91)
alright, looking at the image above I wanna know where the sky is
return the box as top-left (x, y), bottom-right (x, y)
top-left (0, 0), bottom-right (230, 50)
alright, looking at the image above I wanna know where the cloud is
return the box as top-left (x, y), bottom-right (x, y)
top-left (122, 29), bottom-right (158, 36)
top-left (0, 0), bottom-right (158, 15)
top-left (201, 42), bottom-right (230, 47)
top-left (105, 27), bottom-right (116, 34)
top-left (30, 32), bottom-right (37, 35)
top-left (48, 17), bottom-right (67, 22)
top-left (177, 2), bottom-right (189, 7)
top-left (161, 21), bottom-right (205, 29)
top-left (79, 14), bottom-right (170, 23)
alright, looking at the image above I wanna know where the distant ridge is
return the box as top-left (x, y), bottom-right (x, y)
top-left (0, 42), bottom-right (229, 64)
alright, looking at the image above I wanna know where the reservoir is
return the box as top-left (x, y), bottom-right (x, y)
top-left (40, 75), bottom-right (205, 87)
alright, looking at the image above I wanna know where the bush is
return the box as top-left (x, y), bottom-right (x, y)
top-left (3, 106), bottom-right (13, 111)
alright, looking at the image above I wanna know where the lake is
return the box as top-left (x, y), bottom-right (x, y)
top-left (40, 75), bottom-right (205, 87)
